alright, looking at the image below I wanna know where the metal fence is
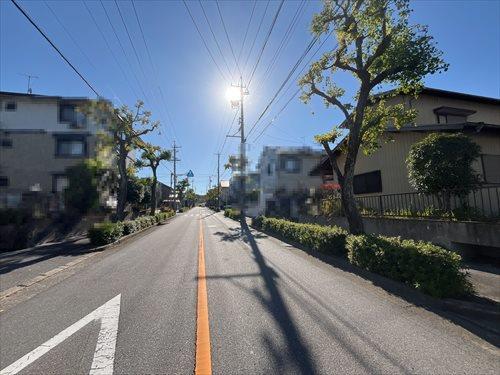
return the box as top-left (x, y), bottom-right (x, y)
top-left (354, 185), bottom-right (500, 220)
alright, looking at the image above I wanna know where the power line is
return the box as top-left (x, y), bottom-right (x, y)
top-left (251, 32), bottom-right (336, 143)
top-left (254, 0), bottom-right (307, 95)
top-left (236, 0), bottom-right (257, 68)
top-left (247, 0), bottom-right (285, 87)
top-left (242, 0), bottom-right (270, 77)
top-left (182, 0), bottom-right (229, 83)
top-left (44, 0), bottom-right (126, 104)
top-left (113, 0), bottom-right (154, 105)
top-left (215, 0), bottom-right (241, 76)
top-left (10, 0), bottom-right (100, 96)
top-left (99, 0), bottom-right (149, 102)
top-left (82, 0), bottom-right (139, 100)
top-left (131, 1), bottom-right (178, 144)
top-left (246, 36), bottom-right (318, 139)
top-left (198, 0), bottom-right (233, 80)
top-left (131, 0), bottom-right (157, 81)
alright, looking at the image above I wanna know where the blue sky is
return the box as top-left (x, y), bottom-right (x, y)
top-left (1, 0), bottom-right (499, 194)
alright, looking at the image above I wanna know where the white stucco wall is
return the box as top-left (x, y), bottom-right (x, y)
top-left (0, 95), bottom-right (102, 134)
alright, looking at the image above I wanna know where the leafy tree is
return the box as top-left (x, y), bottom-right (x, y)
top-left (176, 179), bottom-right (190, 207)
top-left (300, 0), bottom-right (448, 234)
top-left (185, 188), bottom-right (197, 207)
top-left (64, 159), bottom-right (103, 214)
top-left (127, 175), bottom-right (146, 211)
top-left (204, 187), bottom-right (219, 209)
top-left (407, 133), bottom-right (481, 209)
top-left (136, 143), bottom-right (172, 215)
top-left (87, 100), bottom-right (159, 220)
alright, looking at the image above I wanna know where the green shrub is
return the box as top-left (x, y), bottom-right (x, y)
top-left (346, 234), bottom-right (472, 298)
top-left (122, 220), bottom-right (139, 235)
top-left (254, 216), bottom-right (347, 255)
top-left (135, 216), bottom-right (155, 229)
top-left (153, 210), bottom-right (175, 223)
top-left (251, 215), bottom-right (263, 228)
top-left (88, 222), bottom-right (124, 246)
top-left (224, 208), bottom-right (241, 220)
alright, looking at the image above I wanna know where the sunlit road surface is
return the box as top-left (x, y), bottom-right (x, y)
top-left (1, 207), bottom-right (498, 374)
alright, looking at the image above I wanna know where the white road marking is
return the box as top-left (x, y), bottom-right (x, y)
top-left (1, 295), bottom-right (121, 375)
top-left (89, 295), bottom-right (121, 375)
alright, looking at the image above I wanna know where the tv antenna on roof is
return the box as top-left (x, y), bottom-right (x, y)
top-left (18, 73), bottom-right (39, 94)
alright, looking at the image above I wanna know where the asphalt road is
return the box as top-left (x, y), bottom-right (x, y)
top-left (0, 207), bottom-right (498, 374)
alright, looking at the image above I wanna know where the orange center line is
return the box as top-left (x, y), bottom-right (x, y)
top-left (195, 217), bottom-right (212, 375)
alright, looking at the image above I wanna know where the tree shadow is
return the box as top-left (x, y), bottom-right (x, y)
top-left (254, 226), bottom-right (500, 348)
top-left (211, 219), bottom-right (319, 373)
top-left (210, 219), bottom-right (430, 372)
top-left (0, 240), bottom-right (95, 275)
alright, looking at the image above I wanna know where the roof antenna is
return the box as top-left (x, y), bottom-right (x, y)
top-left (19, 73), bottom-right (39, 94)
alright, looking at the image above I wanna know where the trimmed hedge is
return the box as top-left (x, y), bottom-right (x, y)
top-left (224, 208), bottom-right (241, 220)
top-left (251, 216), bottom-right (471, 298)
top-left (88, 222), bottom-right (124, 246)
top-left (346, 234), bottom-right (472, 298)
top-left (252, 216), bottom-right (347, 255)
top-left (88, 210), bottom-right (175, 245)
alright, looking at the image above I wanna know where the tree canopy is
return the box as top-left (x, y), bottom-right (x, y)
top-left (300, 0), bottom-right (448, 233)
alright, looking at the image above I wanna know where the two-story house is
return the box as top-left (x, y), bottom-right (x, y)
top-left (0, 91), bottom-right (108, 210)
top-left (256, 146), bottom-right (323, 218)
top-left (309, 87), bottom-right (500, 214)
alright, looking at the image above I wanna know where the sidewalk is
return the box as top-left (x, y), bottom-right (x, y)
top-left (466, 262), bottom-right (500, 303)
top-left (242, 215), bottom-right (500, 347)
top-left (0, 237), bottom-right (93, 293)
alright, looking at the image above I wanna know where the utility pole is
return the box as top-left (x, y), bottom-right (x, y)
top-left (238, 76), bottom-right (247, 217)
top-left (172, 141), bottom-right (181, 211)
top-left (216, 152), bottom-right (221, 209)
top-left (226, 76), bottom-right (248, 216)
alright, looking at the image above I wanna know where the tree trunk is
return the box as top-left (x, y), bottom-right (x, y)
top-left (340, 173), bottom-right (365, 234)
top-left (116, 144), bottom-right (127, 221)
top-left (150, 171), bottom-right (157, 216)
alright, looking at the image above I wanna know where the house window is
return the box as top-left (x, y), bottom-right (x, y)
top-left (55, 135), bottom-right (87, 157)
top-left (434, 106), bottom-right (475, 124)
top-left (281, 157), bottom-right (300, 173)
top-left (267, 163), bottom-right (272, 175)
top-left (481, 154), bottom-right (500, 184)
top-left (59, 104), bottom-right (75, 122)
top-left (59, 103), bottom-right (87, 128)
top-left (5, 101), bottom-right (16, 111)
top-left (353, 170), bottom-right (382, 194)
top-left (1, 139), bottom-right (12, 147)
top-left (0, 176), bottom-right (9, 187)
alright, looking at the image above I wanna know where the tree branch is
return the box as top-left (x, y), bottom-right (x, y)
top-left (310, 81), bottom-right (350, 120)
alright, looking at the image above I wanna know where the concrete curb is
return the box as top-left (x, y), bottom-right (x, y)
top-left (0, 215), bottom-right (176, 301)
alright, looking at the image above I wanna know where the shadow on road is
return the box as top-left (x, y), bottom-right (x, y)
top-left (0, 240), bottom-right (94, 275)
top-left (211, 218), bottom-right (319, 373)
top-left (250, 226), bottom-right (500, 349)
top-left (211, 219), bottom-right (420, 373)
